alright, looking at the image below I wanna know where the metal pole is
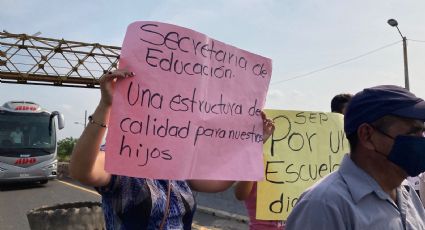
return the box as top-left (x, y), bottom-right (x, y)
top-left (84, 110), bottom-right (87, 128)
top-left (402, 36), bottom-right (410, 91)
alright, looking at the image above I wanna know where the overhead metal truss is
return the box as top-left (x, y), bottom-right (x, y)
top-left (0, 31), bottom-right (120, 88)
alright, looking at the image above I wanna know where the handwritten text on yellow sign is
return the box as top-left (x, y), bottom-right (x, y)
top-left (256, 110), bottom-right (348, 220)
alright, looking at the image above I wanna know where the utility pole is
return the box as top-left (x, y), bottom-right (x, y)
top-left (84, 110), bottom-right (87, 128)
top-left (74, 110), bottom-right (88, 128)
top-left (402, 36), bottom-right (409, 91)
top-left (387, 19), bottom-right (409, 91)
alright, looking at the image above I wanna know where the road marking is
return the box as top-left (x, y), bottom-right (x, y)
top-left (57, 180), bottom-right (100, 197)
top-left (192, 224), bottom-right (213, 230)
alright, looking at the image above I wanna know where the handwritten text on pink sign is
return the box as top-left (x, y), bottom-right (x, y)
top-left (105, 21), bottom-right (272, 180)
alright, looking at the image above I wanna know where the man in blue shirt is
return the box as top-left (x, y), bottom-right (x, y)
top-left (286, 85), bottom-right (425, 229)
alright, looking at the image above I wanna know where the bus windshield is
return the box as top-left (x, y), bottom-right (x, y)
top-left (0, 112), bottom-right (56, 156)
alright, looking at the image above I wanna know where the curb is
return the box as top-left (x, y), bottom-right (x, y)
top-left (197, 205), bottom-right (249, 224)
top-left (27, 201), bottom-right (105, 230)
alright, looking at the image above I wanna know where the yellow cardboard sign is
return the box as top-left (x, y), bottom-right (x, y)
top-left (256, 109), bottom-right (348, 220)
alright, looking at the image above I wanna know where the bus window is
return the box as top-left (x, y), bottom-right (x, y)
top-left (1, 139), bottom-right (13, 147)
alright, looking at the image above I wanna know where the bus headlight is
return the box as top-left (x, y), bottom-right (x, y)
top-left (44, 162), bottom-right (57, 169)
top-left (0, 167), bottom-right (6, 172)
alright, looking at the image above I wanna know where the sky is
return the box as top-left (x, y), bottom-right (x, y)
top-left (1, 0), bottom-right (425, 140)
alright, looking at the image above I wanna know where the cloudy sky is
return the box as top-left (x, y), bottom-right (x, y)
top-left (1, 0), bottom-right (425, 139)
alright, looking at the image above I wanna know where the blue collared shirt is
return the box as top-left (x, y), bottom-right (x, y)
top-left (286, 154), bottom-right (425, 230)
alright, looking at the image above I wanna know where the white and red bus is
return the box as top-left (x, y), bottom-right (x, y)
top-left (0, 101), bottom-right (64, 184)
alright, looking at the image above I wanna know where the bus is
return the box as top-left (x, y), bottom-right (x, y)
top-left (0, 101), bottom-right (64, 184)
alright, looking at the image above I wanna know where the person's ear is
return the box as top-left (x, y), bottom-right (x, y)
top-left (357, 123), bottom-right (376, 150)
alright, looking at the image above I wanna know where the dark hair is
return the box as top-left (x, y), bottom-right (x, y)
top-left (331, 93), bottom-right (353, 114)
top-left (346, 132), bottom-right (358, 152)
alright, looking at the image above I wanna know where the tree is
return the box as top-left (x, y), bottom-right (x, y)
top-left (57, 137), bottom-right (78, 161)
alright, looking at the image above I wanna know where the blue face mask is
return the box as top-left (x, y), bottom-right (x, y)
top-left (387, 135), bottom-right (425, 177)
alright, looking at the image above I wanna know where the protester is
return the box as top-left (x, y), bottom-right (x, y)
top-left (403, 175), bottom-right (421, 197)
top-left (330, 93), bottom-right (352, 115)
top-left (330, 92), bottom-right (424, 199)
top-left (420, 173), bottom-right (425, 207)
top-left (286, 85), bottom-right (425, 229)
top-left (69, 69), bottom-right (271, 229)
top-left (234, 112), bottom-right (285, 230)
top-left (234, 182), bottom-right (285, 230)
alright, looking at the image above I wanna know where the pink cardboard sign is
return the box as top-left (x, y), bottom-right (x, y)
top-left (105, 21), bottom-right (272, 180)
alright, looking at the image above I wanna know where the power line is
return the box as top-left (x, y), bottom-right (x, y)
top-left (409, 39), bottom-right (425, 43)
top-left (270, 40), bottom-right (402, 85)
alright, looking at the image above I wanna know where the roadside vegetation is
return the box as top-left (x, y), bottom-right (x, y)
top-left (57, 137), bottom-right (78, 162)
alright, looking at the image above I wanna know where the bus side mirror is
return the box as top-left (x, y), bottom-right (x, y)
top-left (51, 111), bottom-right (65, 130)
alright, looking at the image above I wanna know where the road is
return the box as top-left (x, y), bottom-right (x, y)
top-left (0, 179), bottom-right (248, 230)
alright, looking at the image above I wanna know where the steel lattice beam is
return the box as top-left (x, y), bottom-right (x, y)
top-left (0, 31), bottom-right (121, 88)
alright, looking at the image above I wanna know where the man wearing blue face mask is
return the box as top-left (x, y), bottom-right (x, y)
top-left (286, 85), bottom-right (425, 230)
